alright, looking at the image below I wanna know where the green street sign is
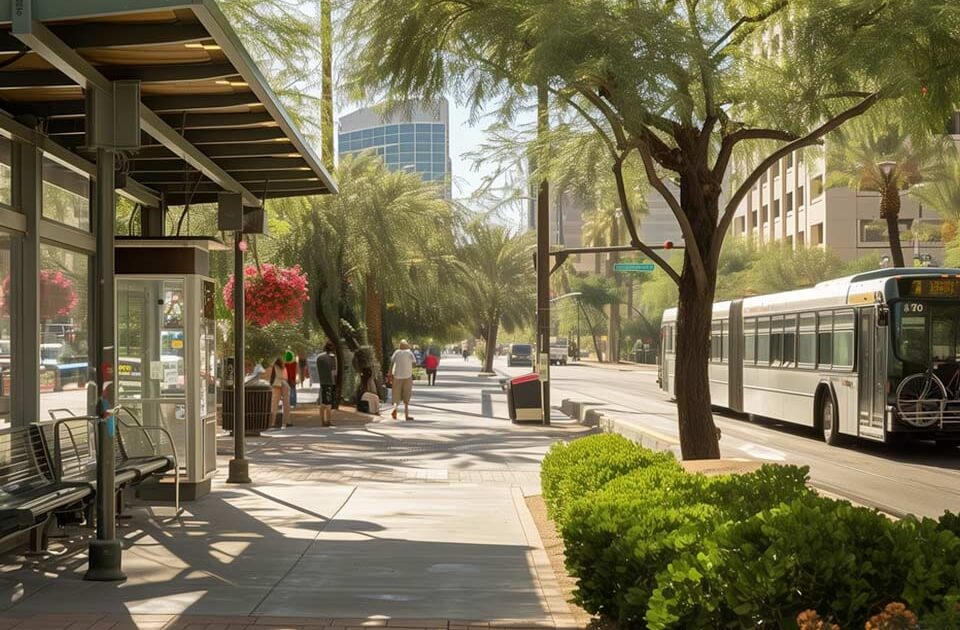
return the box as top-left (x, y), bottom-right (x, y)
top-left (614, 262), bottom-right (656, 273)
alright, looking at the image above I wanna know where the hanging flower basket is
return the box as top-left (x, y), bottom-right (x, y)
top-left (224, 263), bottom-right (309, 327)
top-left (1, 270), bottom-right (78, 320)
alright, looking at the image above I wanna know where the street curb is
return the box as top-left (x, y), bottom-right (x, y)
top-left (560, 398), bottom-right (682, 457)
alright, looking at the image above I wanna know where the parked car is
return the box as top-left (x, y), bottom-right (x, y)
top-left (40, 343), bottom-right (87, 391)
top-left (507, 343), bottom-right (533, 367)
top-left (549, 339), bottom-right (569, 366)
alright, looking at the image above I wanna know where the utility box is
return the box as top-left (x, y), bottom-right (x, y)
top-left (507, 373), bottom-right (542, 423)
top-left (115, 238), bottom-right (225, 500)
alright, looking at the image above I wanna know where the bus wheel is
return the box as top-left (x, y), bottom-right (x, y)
top-left (820, 394), bottom-right (841, 446)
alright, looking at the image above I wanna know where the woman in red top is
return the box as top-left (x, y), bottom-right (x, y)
top-left (424, 352), bottom-right (439, 386)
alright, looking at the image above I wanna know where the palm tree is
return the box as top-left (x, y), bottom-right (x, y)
top-left (457, 221), bottom-right (535, 373)
top-left (912, 152), bottom-right (960, 226)
top-left (828, 111), bottom-right (948, 267)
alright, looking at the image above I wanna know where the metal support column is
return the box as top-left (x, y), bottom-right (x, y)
top-left (227, 232), bottom-right (249, 483)
top-left (536, 84), bottom-right (550, 425)
top-left (85, 113), bottom-right (124, 580)
top-left (14, 140), bottom-right (40, 426)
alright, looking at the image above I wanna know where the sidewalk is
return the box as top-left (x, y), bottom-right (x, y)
top-left (0, 359), bottom-right (590, 630)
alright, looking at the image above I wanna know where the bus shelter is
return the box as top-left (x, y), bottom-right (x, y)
top-left (0, 0), bottom-right (336, 579)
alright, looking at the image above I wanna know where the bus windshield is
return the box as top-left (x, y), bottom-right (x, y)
top-left (895, 301), bottom-right (960, 364)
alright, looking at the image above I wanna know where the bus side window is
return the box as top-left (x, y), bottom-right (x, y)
top-left (798, 313), bottom-right (816, 367)
top-left (757, 317), bottom-right (771, 365)
top-left (771, 316), bottom-right (784, 367)
top-left (783, 314), bottom-right (797, 368)
top-left (818, 312), bottom-right (834, 368)
top-left (744, 318), bottom-right (756, 364)
top-left (833, 310), bottom-right (855, 370)
top-left (721, 320), bottom-right (728, 364)
top-left (711, 321), bottom-right (722, 362)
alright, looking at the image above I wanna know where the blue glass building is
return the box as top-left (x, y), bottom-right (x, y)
top-left (337, 99), bottom-right (451, 195)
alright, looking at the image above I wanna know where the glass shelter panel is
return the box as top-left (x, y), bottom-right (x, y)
top-left (42, 155), bottom-right (90, 232)
top-left (38, 244), bottom-right (90, 420)
top-left (0, 234), bottom-right (12, 427)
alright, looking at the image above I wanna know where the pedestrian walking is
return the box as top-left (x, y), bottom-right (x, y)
top-left (268, 356), bottom-right (291, 428)
top-left (461, 341), bottom-right (469, 361)
top-left (284, 350), bottom-right (298, 408)
top-left (389, 339), bottom-right (416, 421)
top-left (357, 367), bottom-right (380, 415)
top-left (315, 340), bottom-right (337, 427)
top-left (424, 352), bottom-right (439, 386)
top-left (298, 353), bottom-right (308, 386)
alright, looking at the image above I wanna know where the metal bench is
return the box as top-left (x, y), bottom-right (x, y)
top-left (46, 408), bottom-right (180, 514)
top-left (0, 425), bottom-right (92, 552)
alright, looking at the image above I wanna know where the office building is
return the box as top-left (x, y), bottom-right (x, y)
top-left (338, 99), bottom-right (452, 196)
top-left (727, 144), bottom-right (945, 265)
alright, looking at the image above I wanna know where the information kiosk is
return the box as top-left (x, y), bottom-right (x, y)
top-left (115, 238), bottom-right (221, 499)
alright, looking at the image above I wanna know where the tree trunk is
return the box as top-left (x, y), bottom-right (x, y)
top-left (626, 279), bottom-right (634, 320)
top-left (483, 318), bottom-right (498, 373)
top-left (580, 305), bottom-right (603, 363)
top-left (608, 222), bottom-right (621, 363)
top-left (674, 173), bottom-right (722, 460)
top-left (320, 0), bottom-right (334, 172)
top-left (881, 183), bottom-right (906, 267)
top-left (365, 275), bottom-right (383, 364)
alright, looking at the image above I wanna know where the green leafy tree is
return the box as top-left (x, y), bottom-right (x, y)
top-left (568, 274), bottom-right (617, 362)
top-left (345, 0), bottom-right (960, 459)
top-left (827, 108), bottom-right (950, 267)
top-left (457, 221), bottom-right (535, 373)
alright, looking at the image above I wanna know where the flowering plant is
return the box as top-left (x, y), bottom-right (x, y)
top-left (224, 263), bottom-right (309, 327)
top-left (1, 270), bottom-right (78, 319)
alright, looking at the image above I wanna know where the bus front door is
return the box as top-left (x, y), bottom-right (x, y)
top-left (857, 308), bottom-right (885, 440)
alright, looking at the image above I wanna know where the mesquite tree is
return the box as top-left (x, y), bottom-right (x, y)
top-left (346, 0), bottom-right (960, 459)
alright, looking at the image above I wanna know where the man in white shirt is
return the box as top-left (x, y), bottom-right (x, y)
top-left (388, 339), bottom-right (417, 420)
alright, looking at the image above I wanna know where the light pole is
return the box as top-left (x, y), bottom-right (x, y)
top-left (550, 292), bottom-right (582, 362)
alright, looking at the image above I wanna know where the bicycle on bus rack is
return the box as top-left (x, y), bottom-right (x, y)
top-left (895, 362), bottom-right (960, 429)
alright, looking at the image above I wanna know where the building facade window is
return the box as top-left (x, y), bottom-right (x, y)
top-left (734, 216), bottom-right (745, 234)
top-left (39, 244), bottom-right (91, 419)
top-left (786, 192), bottom-right (794, 216)
top-left (761, 204), bottom-right (768, 224)
top-left (773, 198), bottom-right (781, 220)
top-left (42, 155), bottom-right (90, 232)
top-left (810, 175), bottom-right (824, 201)
top-left (786, 152), bottom-right (794, 170)
top-left (0, 136), bottom-right (11, 208)
top-left (797, 185), bottom-right (805, 209)
top-left (811, 223), bottom-right (824, 246)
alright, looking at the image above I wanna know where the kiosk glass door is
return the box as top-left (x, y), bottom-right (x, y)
top-left (117, 278), bottom-right (188, 469)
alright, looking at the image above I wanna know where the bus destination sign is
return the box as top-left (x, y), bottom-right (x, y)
top-left (900, 277), bottom-right (960, 298)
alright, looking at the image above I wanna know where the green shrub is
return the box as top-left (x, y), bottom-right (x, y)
top-left (645, 496), bottom-right (960, 630)
top-left (938, 511), bottom-right (960, 538)
top-left (540, 433), bottom-right (679, 523)
top-left (562, 463), bottom-right (812, 627)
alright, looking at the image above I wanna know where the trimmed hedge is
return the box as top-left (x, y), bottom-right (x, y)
top-left (540, 434), bottom-right (960, 629)
top-left (646, 496), bottom-right (960, 629)
top-left (540, 433), bottom-right (680, 524)
top-left (556, 438), bottom-right (811, 626)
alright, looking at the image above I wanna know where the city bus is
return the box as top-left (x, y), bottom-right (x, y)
top-left (659, 268), bottom-right (960, 447)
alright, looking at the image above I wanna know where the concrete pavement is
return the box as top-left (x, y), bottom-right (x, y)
top-left (0, 358), bottom-right (591, 629)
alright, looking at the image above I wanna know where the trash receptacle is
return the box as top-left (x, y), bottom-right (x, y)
top-left (221, 382), bottom-right (274, 435)
top-left (507, 372), bottom-right (542, 423)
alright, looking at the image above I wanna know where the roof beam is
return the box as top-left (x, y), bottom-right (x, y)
top-left (54, 23), bottom-right (210, 49)
top-left (132, 170), bottom-right (319, 185)
top-left (0, 64), bottom-right (239, 89)
top-left (163, 189), bottom-right (324, 206)
top-left (45, 111), bottom-right (275, 135)
top-left (10, 16), bottom-right (259, 206)
top-left (130, 156), bottom-right (309, 172)
top-left (144, 93), bottom-right (261, 112)
top-left (156, 179), bottom-right (326, 194)
top-left (135, 142), bottom-right (296, 159)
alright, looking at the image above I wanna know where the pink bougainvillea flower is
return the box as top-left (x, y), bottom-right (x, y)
top-left (224, 263), bottom-right (309, 327)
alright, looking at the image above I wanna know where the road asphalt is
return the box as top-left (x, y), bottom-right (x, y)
top-left (498, 357), bottom-right (960, 519)
top-left (0, 357), bottom-right (589, 630)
